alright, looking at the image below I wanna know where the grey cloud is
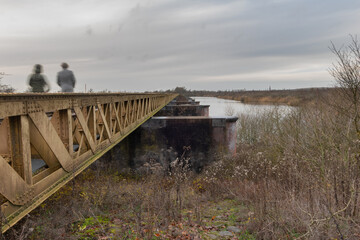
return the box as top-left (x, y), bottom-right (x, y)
top-left (0, 0), bottom-right (359, 92)
top-left (86, 26), bottom-right (93, 36)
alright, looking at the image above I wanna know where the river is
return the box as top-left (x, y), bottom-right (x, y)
top-left (191, 97), bottom-right (292, 117)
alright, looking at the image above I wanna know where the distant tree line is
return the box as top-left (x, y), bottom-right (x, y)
top-left (0, 72), bottom-right (15, 93)
top-left (150, 86), bottom-right (335, 106)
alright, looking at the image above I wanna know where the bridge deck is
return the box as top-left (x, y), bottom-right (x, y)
top-left (0, 92), bottom-right (177, 233)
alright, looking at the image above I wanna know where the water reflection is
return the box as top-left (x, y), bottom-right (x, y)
top-left (191, 97), bottom-right (293, 117)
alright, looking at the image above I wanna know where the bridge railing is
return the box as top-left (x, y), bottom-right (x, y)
top-left (0, 92), bottom-right (177, 233)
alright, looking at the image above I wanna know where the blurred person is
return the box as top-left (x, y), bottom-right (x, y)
top-left (57, 62), bottom-right (76, 92)
top-left (28, 64), bottom-right (50, 93)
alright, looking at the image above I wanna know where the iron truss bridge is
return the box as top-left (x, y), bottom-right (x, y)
top-left (0, 92), bottom-right (177, 233)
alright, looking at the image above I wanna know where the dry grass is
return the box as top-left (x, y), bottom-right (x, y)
top-left (212, 92), bottom-right (360, 239)
top-left (4, 159), bottom-right (214, 239)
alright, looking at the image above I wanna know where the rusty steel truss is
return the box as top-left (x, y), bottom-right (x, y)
top-left (0, 92), bottom-right (177, 233)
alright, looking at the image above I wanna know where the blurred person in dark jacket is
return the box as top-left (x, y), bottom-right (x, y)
top-left (57, 62), bottom-right (76, 92)
top-left (28, 64), bottom-right (50, 93)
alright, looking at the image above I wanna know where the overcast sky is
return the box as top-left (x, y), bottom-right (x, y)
top-left (1, 0), bottom-right (359, 92)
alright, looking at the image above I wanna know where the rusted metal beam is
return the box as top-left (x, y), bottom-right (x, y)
top-left (9, 116), bottom-right (32, 185)
top-left (0, 92), bottom-right (177, 233)
top-left (29, 111), bottom-right (74, 172)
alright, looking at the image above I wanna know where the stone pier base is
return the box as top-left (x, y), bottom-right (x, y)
top-left (104, 116), bottom-right (237, 172)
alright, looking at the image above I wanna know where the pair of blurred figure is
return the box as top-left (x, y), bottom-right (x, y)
top-left (28, 63), bottom-right (76, 93)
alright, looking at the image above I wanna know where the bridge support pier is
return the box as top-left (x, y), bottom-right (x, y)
top-left (102, 96), bottom-right (238, 172)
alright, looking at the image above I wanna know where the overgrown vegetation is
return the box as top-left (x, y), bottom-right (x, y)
top-left (4, 159), bottom-right (257, 240)
top-left (6, 96), bottom-right (360, 239)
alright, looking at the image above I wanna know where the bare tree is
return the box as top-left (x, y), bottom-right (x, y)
top-left (224, 104), bottom-right (235, 116)
top-left (329, 35), bottom-right (360, 137)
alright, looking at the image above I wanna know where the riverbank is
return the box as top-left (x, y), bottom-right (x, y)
top-left (182, 87), bottom-right (334, 106)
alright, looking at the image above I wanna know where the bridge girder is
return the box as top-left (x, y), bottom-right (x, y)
top-left (0, 93), bottom-right (177, 233)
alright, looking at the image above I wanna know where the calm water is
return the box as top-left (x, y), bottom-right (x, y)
top-left (191, 97), bottom-right (292, 117)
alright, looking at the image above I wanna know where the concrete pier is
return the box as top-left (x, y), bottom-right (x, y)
top-left (155, 104), bottom-right (210, 117)
top-left (103, 96), bottom-right (238, 172)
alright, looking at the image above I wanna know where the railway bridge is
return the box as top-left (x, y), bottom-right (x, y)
top-left (0, 92), bottom-right (177, 233)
